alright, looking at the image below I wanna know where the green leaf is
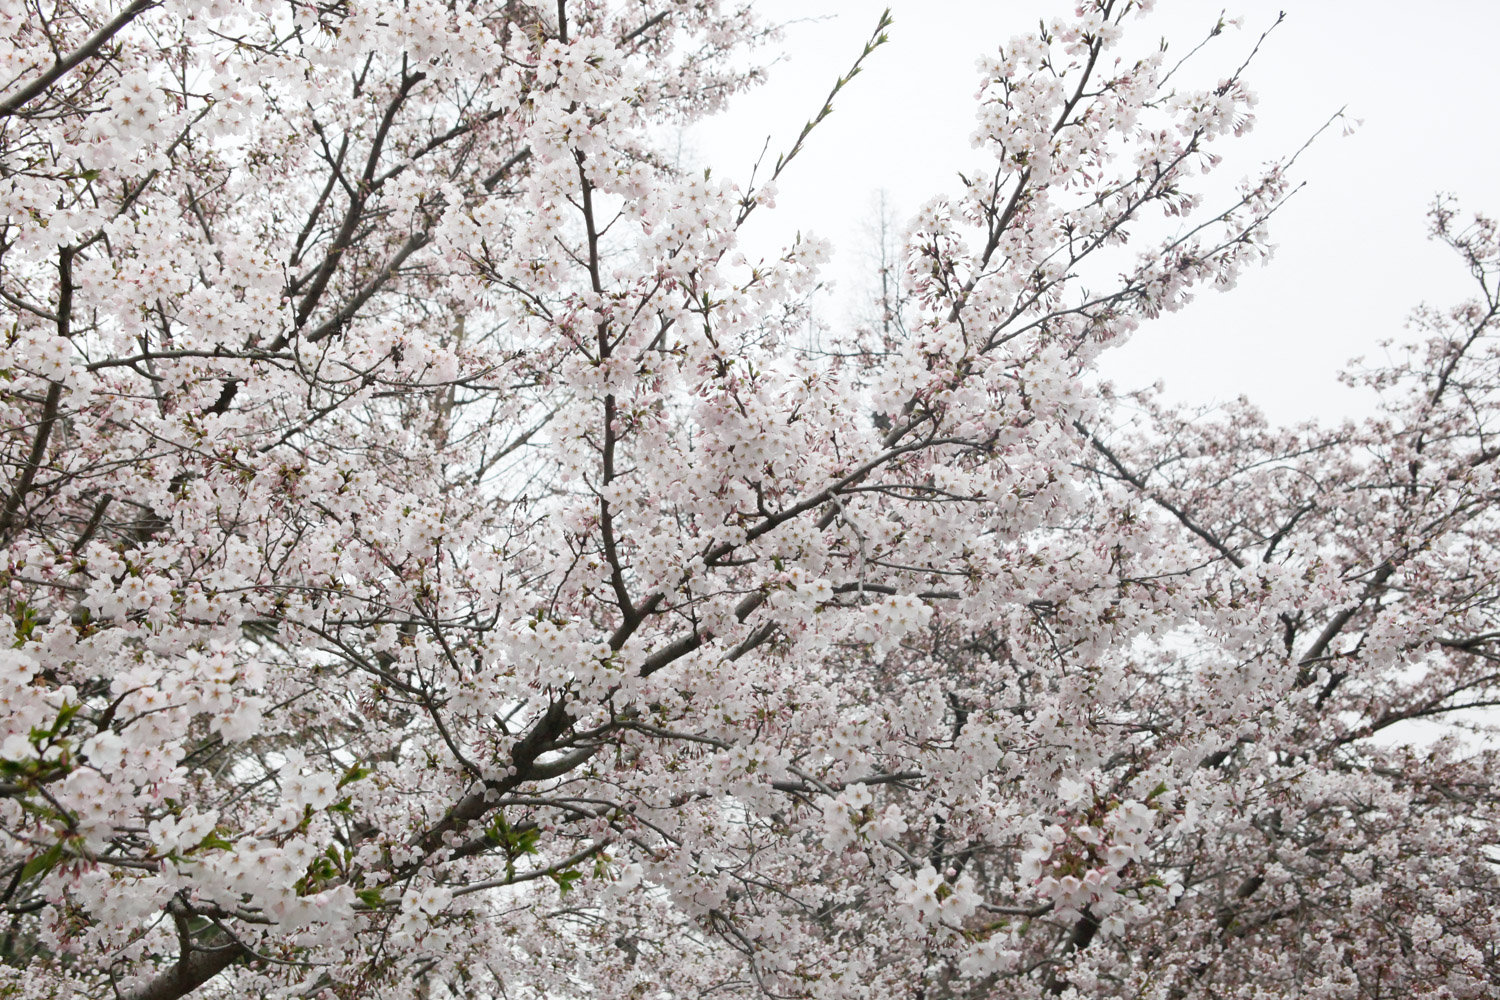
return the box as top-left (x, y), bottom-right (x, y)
top-left (20, 844), bottom-right (63, 882)
top-left (337, 764), bottom-right (372, 789)
top-left (30, 702), bottom-right (81, 744)
top-left (356, 888), bottom-right (385, 908)
top-left (192, 831), bottom-right (235, 853)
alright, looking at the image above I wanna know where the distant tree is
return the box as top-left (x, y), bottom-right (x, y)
top-left (0, 2), bottom-right (1495, 999)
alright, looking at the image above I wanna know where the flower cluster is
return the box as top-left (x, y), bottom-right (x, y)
top-left (1017, 780), bottom-right (1170, 935)
top-left (888, 864), bottom-right (981, 931)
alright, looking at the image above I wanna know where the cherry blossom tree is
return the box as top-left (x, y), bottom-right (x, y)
top-left (1, 1), bottom-right (1496, 998)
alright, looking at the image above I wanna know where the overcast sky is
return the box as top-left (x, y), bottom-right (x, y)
top-left (687, 1), bottom-right (1500, 425)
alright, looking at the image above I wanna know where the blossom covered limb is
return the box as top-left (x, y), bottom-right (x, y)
top-left (0, 1), bottom-right (1497, 998)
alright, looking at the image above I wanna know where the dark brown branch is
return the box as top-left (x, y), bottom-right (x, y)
top-left (122, 930), bottom-right (248, 1000)
top-left (291, 68), bottom-right (427, 334)
top-left (1079, 422), bottom-right (1246, 569)
top-left (0, 248), bottom-right (74, 541)
top-left (0, 0), bottom-right (156, 118)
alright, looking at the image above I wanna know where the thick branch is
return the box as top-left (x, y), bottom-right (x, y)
top-left (0, 248), bottom-right (74, 540)
top-left (122, 936), bottom-right (247, 1000)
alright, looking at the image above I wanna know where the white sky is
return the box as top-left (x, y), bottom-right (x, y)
top-left (688, 0), bottom-right (1500, 425)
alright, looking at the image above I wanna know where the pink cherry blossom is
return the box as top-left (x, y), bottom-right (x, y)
top-left (0, 2), bottom-right (1494, 999)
